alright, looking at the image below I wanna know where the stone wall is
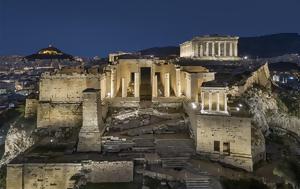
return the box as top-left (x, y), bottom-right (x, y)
top-left (7, 163), bottom-right (82, 189)
top-left (6, 161), bottom-right (134, 189)
top-left (196, 114), bottom-right (254, 171)
top-left (24, 98), bottom-right (38, 118)
top-left (39, 73), bottom-right (101, 103)
top-left (83, 161), bottom-right (134, 183)
top-left (37, 102), bottom-right (82, 128)
top-left (229, 63), bottom-right (270, 97)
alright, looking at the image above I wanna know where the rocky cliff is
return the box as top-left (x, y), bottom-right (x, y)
top-left (244, 87), bottom-right (300, 136)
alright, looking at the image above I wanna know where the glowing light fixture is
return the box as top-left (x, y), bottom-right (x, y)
top-left (191, 102), bottom-right (197, 109)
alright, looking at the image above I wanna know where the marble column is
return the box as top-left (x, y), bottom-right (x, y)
top-left (121, 77), bottom-right (126, 98)
top-left (201, 92), bottom-right (204, 111)
top-left (176, 68), bottom-right (181, 97)
top-left (205, 42), bottom-right (209, 56)
top-left (134, 72), bottom-right (139, 98)
top-left (152, 75), bottom-right (157, 97)
top-left (101, 77), bottom-right (106, 99)
top-left (110, 69), bottom-right (115, 98)
top-left (229, 43), bottom-right (233, 57)
top-left (186, 73), bottom-right (191, 99)
top-left (234, 42), bottom-right (238, 56)
top-left (164, 73), bottom-right (170, 97)
top-left (223, 42), bottom-right (227, 57)
top-left (217, 92), bottom-right (220, 112)
top-left (224, 92), bottom-right (228, 112)
top-left (218, 42), bottom-right (221, 56)
top-left (208, 92), bottom-right (212, 111)
top-left (212, 42), bottom-right (215, 56)
top-left (199, 44), bottom-right (203, 57)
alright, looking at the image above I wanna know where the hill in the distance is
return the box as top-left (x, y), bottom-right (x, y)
top-left (239, 33), bottom-right (300, 58)
top-left (139, 33), bottom-right (300, 58)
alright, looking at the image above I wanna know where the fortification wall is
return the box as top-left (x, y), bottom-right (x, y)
top-left (229, 63), bottom-right (270, 97)
top-left (37, 102), bottom-right (82, 128)
top-left (39, 73), bottom-right (101, 103)
top-left (196, 114), bottom-right (254, 171)
top-left (7, 163), bottom-right (82, 189)
top-left (83, 161), bottom-right (134, 183)
top-left (24, 98), bottom-right (38, 118)
top-left (7, 161), bottom-right (134, 189)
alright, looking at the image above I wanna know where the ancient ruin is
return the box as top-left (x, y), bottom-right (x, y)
top-left (6, 35), bottom-right (274, 189)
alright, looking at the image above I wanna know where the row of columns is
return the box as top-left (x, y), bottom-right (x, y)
top-left (198, 41), bottom-right (238, 57)
top-left (115, 69), bottom-right (184, 98)
top-left (200, 91), bottom-right (228, 113)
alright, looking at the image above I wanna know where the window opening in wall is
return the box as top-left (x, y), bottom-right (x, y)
top-left (214, 141), bottom-right (220, 152)
top-left (223, 142), bottom-right (230, 155)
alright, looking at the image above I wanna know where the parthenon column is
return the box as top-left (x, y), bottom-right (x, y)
top-left (208, 92), bottom-right (212, 111)
top-left (121, 78), bottom-right (126, 98)
top-left (216, 92), bottom-right (220, 112)
top-left (212, 42), bottom-right (215, 56)
top-left (223, 42), bottom-right (227, 57)
top-left (176, 68), bottom-right (181, 97)
top-left (229, 43), bottom-right (233, 57)
top-left (201, 92), bottom-right (204, 111)
top-left (164, 73), bottom-right (170, 97)
top-left (199, 44), bottom-right (203, 57)
top-left (224, 92), bottom-right (228, 112)
top-left (152, 75), bottom-right (157, 97)
top-left (205, 42), bottom-right (209, 56)
top-left (110, 69), bottom-right (115, 98)
top-left (218, 42), bottom-right (221, 56)
top-left (134, 72), bottom-right (139, 98)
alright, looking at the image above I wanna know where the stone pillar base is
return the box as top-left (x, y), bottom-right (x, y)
top-left (77, 132), bottom-right (102, 152)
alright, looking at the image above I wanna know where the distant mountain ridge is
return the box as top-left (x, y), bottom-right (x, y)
top-left (139, 33), bottom-right (300, 58)
top-left (239, 33), bottom-right (300, 58)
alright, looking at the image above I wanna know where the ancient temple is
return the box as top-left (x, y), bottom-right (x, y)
top-left (180, 35), bottom-right (240, 60)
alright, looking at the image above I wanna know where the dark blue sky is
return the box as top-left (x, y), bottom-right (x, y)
top-left (1, 0), bottom-right (300, 57)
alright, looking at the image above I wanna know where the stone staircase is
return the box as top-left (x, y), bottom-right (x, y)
top-left (161, 156), bottom-right (190, 168)
top-left (185, 176), bottom-right (210, 189)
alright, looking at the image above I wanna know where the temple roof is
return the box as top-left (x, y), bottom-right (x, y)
top-left (25, 45), bottom-right (74, 61)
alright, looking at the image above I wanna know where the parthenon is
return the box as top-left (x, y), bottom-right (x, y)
top-left (180, 35), bottom-right (240, 60)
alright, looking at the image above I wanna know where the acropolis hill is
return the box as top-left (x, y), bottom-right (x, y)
top-left (3, 35), bottom-right (300, 189)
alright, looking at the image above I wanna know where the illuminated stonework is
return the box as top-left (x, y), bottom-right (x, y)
top-left (180, 35), bottom-right (240, 60)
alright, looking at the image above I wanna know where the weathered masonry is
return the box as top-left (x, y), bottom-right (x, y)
top-left (7, 161), bottom-right (134, 189)
top-left (23, 35), bottom-right (270, 173)
top-left (180, 35), bottom-right (240, 60)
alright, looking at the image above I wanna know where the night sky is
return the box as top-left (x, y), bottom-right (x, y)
top-left (1, 0), bottom-right (300, 57)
